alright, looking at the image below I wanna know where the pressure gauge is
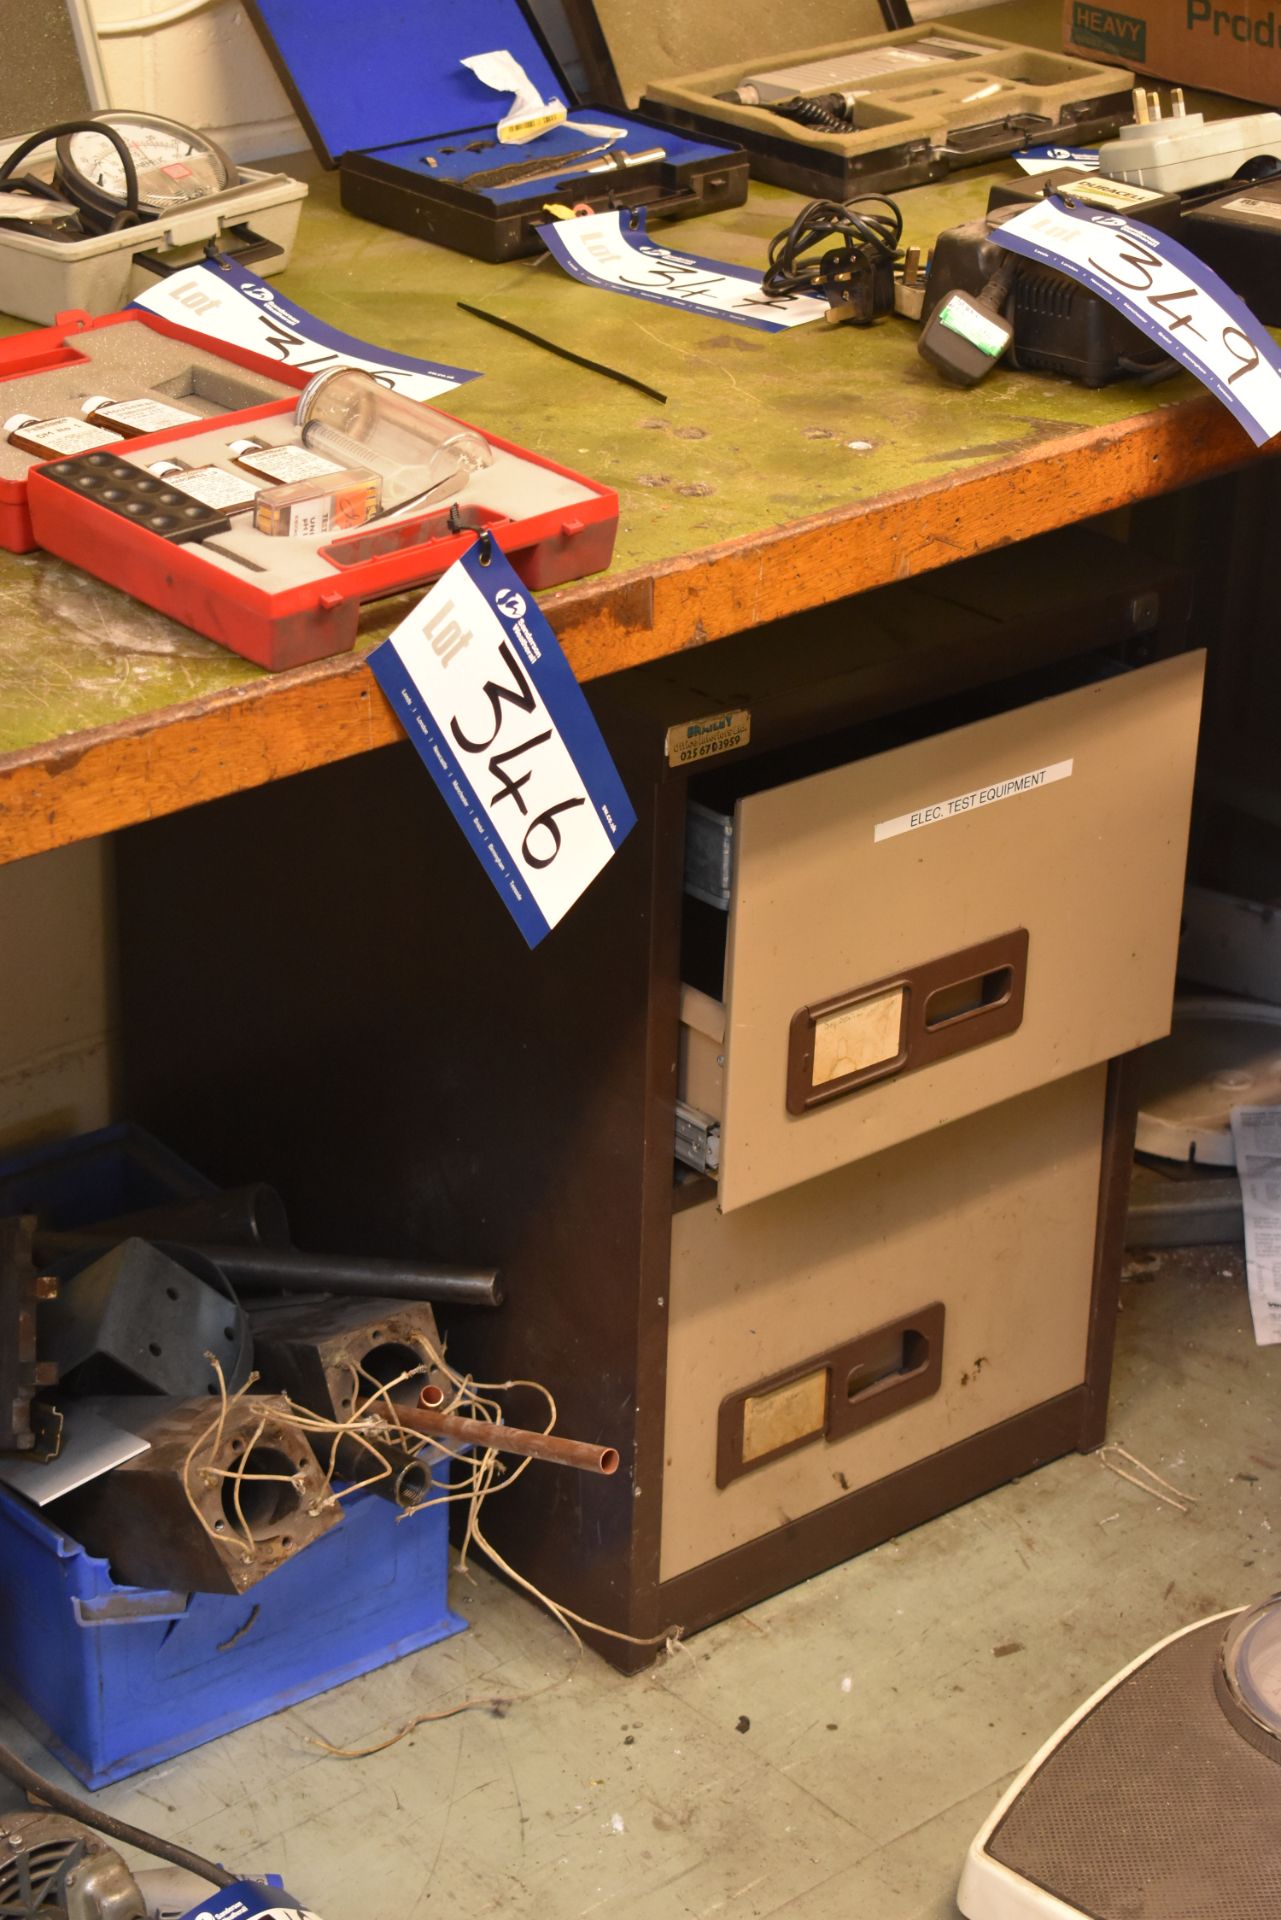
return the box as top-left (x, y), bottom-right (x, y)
top-left (55, 113), bottom-right (237, 221)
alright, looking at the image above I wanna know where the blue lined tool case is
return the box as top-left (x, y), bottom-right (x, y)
top-left (243, 0), bottom-right (749, 262)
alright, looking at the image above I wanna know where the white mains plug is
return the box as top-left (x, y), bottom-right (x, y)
top-left (1098, 87), bottom-right (1281, 191)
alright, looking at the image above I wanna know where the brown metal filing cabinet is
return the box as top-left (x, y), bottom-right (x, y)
top-left (117, 528), bottom-right (1204, 1669)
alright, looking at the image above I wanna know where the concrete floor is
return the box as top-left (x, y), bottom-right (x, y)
top-left (3, 1244), bottom-right (1277, 1919)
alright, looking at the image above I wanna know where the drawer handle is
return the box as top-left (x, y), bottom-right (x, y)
top-left (786, 929), bottom-right (1028, 1116)
top-left (715, 1303), bottom-right (946, 1487)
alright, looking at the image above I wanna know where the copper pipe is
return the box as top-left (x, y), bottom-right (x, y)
top-left (396, 1400), bottom-right (619, 1476)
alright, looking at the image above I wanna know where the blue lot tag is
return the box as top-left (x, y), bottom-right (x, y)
top-left (132, 258), bottom-right (479, 401)
top-left (996, 195), bottom-right (1281, 445)
top-left (368, 539), bottom-right (636, 948)
top-left (1012, 143), bottom-right (1098, 173)
top-left (177, 1880), bottom-right (314, 1920)
top-left (536, 208), bottom-right (828, 332)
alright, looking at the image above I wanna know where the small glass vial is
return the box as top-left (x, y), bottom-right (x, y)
top-left (295, 366), bottom-right (492, 508)
top-left (254, 467), bottom-right (382, 538)
top-left (4, 411), bottom-right (117, 457)
top-left (228, 437), bottom-right (342, 485)
top-left (148, 458), bottom-right (260, 512)
top-left (81, 394), bottom-right (202, 437)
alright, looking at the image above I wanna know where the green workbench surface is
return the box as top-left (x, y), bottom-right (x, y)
top-left (0, 156), bottom-right (1227, 760)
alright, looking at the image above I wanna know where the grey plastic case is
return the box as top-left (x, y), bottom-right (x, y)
top-left (0, 0), bottom-right (306, 324)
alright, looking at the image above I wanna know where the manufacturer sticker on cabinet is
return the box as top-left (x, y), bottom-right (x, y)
top-left (666, 709), bottom-right (751, 768)
top-left (874, 759), bottom-right (1073, 843)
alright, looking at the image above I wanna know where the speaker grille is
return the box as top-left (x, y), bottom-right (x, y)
top-left (988, 1618), bottom-right (1281, 1920)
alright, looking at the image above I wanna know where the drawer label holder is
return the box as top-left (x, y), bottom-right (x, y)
top-left (786, 930), bottom-right (1029, 1116)
top-left (716, 1304), bottom-right (946, 1487)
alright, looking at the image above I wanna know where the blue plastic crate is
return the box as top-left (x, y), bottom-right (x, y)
top-left (0, 1122), bottom-right (465, 1787)
top-left (0, 1478), bottom-right (465, 1787)
top-left (0, 1120), bottom-right (213, 1229)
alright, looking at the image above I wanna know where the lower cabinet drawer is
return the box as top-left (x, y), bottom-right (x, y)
top-left (678, 650), bottom-right (1203, 1212)
top-left (659, 1066), bottom-right (1106, 1584)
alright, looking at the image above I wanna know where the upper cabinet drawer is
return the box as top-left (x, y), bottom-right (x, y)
top-left (682, 651), bottom-right (1205, 1211)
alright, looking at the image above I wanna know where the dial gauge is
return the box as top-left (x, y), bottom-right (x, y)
top-left (56, 113), bottom-right (237, 218)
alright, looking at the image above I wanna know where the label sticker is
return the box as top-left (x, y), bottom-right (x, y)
top-left (997, 196), bottom-right (1281, 446)
top-left (1220, 194), bottom-right (1281, 223)
top-left (177, 1880), bottom-right (317, 1920)
top-left (1013, 144), bottom-right (1100, 174)
top-left (368, 539), bottom-right (636, 947)
top-left (1064, 175), bottom-right (1162, 210)
top-left (132, 258), bottom-right (479, 401)
top-left (937, 295), bottom-right (1008, 356)
top-left (1228, 1105), bottom-right (1281, 1345)
top-left (874, 759), bottom-right (1073, 843)
top-left (666, 710), bottom-right (751, 767)
top-left (537, 210), bottom-right (828, 332)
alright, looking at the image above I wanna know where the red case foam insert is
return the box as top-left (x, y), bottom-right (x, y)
top-left (0, 309), bottom-right (309, 553)
top-left (27, 413), bottom-right (619, 672)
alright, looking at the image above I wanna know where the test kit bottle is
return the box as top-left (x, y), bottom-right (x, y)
top-left (228, 437), bottom-right (343, 485)
top-left (295, 366), bottom-right (492, 508)
top-left (254, 467), bottom-right (382, 538)
top-left (148, 458), bottom-right (260, 512)
top-left (4, 411), bottom-right (117, 457)
top-left (81, 394), bottom-right (202, 437)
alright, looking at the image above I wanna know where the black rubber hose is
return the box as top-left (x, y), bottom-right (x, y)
top-left (0, 1740), bottom-right (237, 1889)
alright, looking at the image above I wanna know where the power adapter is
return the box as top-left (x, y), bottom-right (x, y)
top-left (1097, 85), bottom-right (1281, 192)
top-left (917, 212), bottom-right (1168, 388)
top-left (986, 164), bottom-right (1281, 324)
top-left (917, 257), bottom-right (1016, 384)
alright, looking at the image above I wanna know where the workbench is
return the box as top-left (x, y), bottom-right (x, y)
top-left (2, 2), bottom-right (1277, 867)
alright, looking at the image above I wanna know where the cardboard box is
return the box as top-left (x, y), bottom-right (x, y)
top-left (1064, 0), bottom-right (1281, 106)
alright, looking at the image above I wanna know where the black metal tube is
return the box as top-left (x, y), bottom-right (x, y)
top-left (35, 1234), bottom-right (503, 1309)
top-left (80, 1183), bottom-right (291, 1249)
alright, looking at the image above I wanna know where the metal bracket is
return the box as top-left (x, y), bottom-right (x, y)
top-left (675, 1101), bottom-right (721, 1175)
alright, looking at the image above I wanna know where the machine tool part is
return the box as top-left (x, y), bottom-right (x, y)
top-left (77, 1183), bottom-right (291, 1249)
top-left (52, 1393), bottom-right (338, 1595)
top-left (36, 1234), bottom-right (502, 1308)
top-left (0, 1216), bottom-right (59, 1455)
top-left (0, 1746), bottom-right (236, 1891)
top-left (0, 1811), bottom-right (145, 1920)
top-left (249, 1297), bottom-right (448, 1506)
top-left (401, 1395), bottom-right (619, 1476)
top-left (35, 455), bottom-right (235, 545)
top-left (41, 1238), bottom-right (251, 1398)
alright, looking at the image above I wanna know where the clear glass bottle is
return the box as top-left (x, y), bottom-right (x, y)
top-left (295, 367), bottom-right (492, 508)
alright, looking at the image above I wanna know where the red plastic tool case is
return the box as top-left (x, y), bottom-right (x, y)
top-left (0, 309), bottom-right (310, 554)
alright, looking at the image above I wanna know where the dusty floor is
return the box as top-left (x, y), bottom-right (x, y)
top-left (3, 1245), bottom-right (1276, 1919)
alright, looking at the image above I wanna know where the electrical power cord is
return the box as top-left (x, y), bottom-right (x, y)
top-left (0, 1739), bottom-right (237, 1889)
top-left (0, 120), bottom-right (144, 234)
top-left (767, 94), bottom-right (858, 132)
top-left (763, 194), bottom-right (903, 323)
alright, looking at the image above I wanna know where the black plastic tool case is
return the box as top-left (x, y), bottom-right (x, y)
top-left (243, 0), bottom-right (749, 263)
top-left (574, 0), bottom-right (1134, 200)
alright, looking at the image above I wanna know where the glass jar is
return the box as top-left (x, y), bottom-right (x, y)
top-left (295, 367), bottom-right (492, 509)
